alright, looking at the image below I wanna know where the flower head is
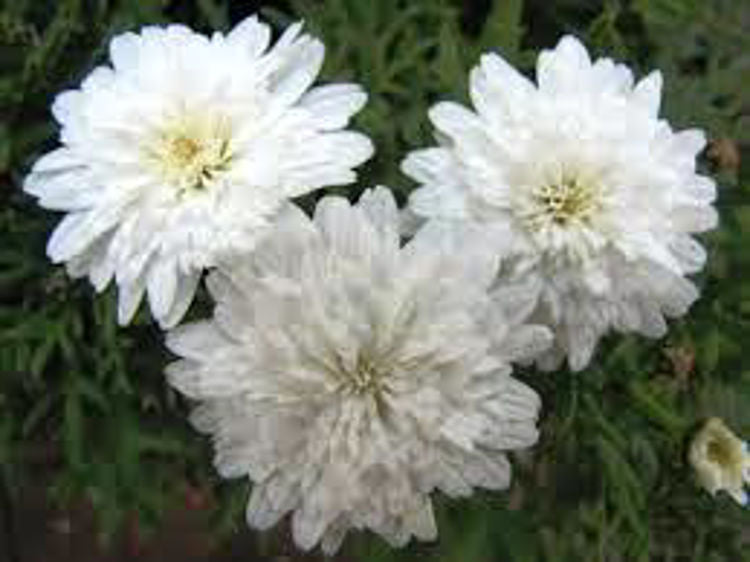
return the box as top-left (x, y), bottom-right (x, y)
top-left (24, 15), bottom-right (373, 327)
top-left (689, 417), bottom-right (749, 506)
top-left (165, 187), bottom-right (551, 552)
top-left (402, 36), bottom-right (717, 371)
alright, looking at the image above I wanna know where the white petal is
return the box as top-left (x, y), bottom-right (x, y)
top-left (51, 90), bottom-right (84, 127)
top-left (406, 221), bottom-right (499, 290)
top-left (729, 488), bottom-right (748, 506)
top-left (490, 277), bottom-right (542, 326)
top-left (405, 498), bottom-right (437, 541)
top-left (109, 32), bottom-right (142, 73)
top-left (292, 505), bottom-right (329, 551)
top-left (428, 101), bottom-right (484, 141)
top-left (24, 169), bottom-right (99, 211)
top-left (683, 175), bottom-right (716, 204)
top-left (157, 269), bottom-right (201, 328)
top-left (166, 320), bottom-right (228, 360)
top-left (357, 185), bottom-right (400, 242)
top-left (26, 148), bottom-right (80, 175)
top-left (246, 483), bottom-right (293, 530)
top-left (590, 58), bottom-right (634, 95)
top-left (117, 272), bottom-right (147, 325)
top-left (655, 273), bottom-right (699, 317)
top-left (320, 522), bottom-right (349, 555)
top-left (567, 326), bottom-right (600, 371)
top-left (47, 210), bottom-right (118, 263)
top-left (536, 347), bottom-right (566, 372)
top-left (226, 15), bottom-right (271, 58)
top-left (299, 83), bottom-right (367, 130)
top-left (399, 206), bottom-right (425, 237)
top-left (269, 36), bottom-right (325, 109)
top-left (67, 232), bottom-right (116, 291)
top-left (671, 129), bottom-right (707, 159)
top-left (147, 257), bottom-right (178, 322)
top-left (668, 235), bottom-right (706, 273)
top-left (401, 148), bottom-right (454, 186)
top-left (268, 20), bottom-right (303, 53)
top-left (470, 52), bottom-right (535, 122)
top-left (409, 184), bottom-right (469, 220)
top-left (672, 204), bottom-right (718, 233)
top-left (635, 302), bottom-right (668, 338)
top-left (631, 71), bottom-right (662, 116)
top-left (462, 451), bottom-right (511, 489)
top-left (537, 35), bottom-right (592, 93)
top-left (280, 131), bottom-right (373, 195)
top-left (313, 194), bottom-right (379, 262)
top-left (495, 325), bottom-right (553, 364)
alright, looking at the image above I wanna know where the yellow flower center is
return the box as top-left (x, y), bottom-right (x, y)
top-left (346, 356), bottom-right (387, 396)
top-left (144, 112), bottom-right (233, 194)
top-left (707, 438), bottom-right (734, 466)
top-left (532, 176), bottom-right (599, 227)
top-left (168, 136), bottom-right (202, 168)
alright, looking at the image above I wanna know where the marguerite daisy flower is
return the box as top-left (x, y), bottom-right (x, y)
top-left (689, 417), bottom-right (749, 506)
top-left (24, 15), bottom-right (373, 327)
top-left (402, 36), bottom-right (717, 371)
top-left (165, 187), bottom-right (551, 552)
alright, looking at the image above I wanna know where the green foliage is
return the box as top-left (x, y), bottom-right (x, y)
top-left (1, 0), bottom-right (748, 560)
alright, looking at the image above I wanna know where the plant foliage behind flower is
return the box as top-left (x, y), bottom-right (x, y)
top-left (2, 1), bottom-right (750, 561)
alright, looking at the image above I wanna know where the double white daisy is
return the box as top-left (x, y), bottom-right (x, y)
top-left (24, 15), bottom-right (373, 327)
top-left (166, 187), bottom-right (550, 552)
top-left (403, 36), bottom-right (717, 371)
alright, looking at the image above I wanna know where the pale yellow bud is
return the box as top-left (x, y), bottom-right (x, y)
top-left (689, 417), bottom-right (749, 506)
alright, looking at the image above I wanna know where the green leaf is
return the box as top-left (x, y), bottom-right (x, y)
top-left (479, 0), bottom-right (525, 58)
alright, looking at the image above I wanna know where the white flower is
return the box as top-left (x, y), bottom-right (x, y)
top-left (165, 187), bottom-right (551, 553)
top-left (402, 36), bottom-right (717, 371)
top-left (689, 418), bottom-right (749, 506)
top-left (24, 15), bottom-right (373, 328)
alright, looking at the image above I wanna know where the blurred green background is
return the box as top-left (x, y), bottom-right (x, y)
top-left (1, 0), bottom-right (749, 560)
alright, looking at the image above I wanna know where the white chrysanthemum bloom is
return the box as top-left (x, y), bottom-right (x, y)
top-left (165, 187), bottom-right (551, 553)
top-left (24, 16), bottom-right (373, 328)
top-left (689, 418), bottom-right (749, 506)
top-left (402, 36), bottom-right (717, 371)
